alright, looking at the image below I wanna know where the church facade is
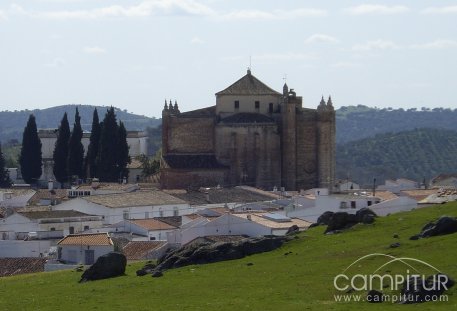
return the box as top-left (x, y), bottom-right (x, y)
top-left (161, 70), bottom-right (335, 191)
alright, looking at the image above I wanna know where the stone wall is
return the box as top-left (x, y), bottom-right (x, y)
top-left (216, 94), bottom-right (281, 117)
top-left (161, 168), bottom-right (228, 190)
top-left (317, 111), bottom-right (336, 189)
top-left (165, 116), bottom-right (215, 154)
top-left (296, 110), bottom-right (319, 190)
top-left (215, 124), bottom-right (280, 190)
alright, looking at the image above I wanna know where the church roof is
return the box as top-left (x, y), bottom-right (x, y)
top-left (179, 106), bottom-right (216, 117)
top-left (216, 70), bottom-right (281, 96)
top-left (221, 113), bottom-right (275, 124)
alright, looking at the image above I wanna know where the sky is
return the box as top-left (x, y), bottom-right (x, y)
top-left (0, 0), bottom-right (456, 118)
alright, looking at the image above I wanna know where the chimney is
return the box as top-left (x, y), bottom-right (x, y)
top-left (48, 180), bottom-right (54, 191)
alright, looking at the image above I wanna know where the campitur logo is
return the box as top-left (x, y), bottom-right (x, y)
top-left (333, 253), bottom-right (454, 304)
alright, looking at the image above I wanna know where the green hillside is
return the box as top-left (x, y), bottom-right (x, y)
top-left (1, 203), bottom-right (456, 310)
top-left (336, 128), bottom-right (457, 186)
top-left (0, 105), bottom-right (160, 144)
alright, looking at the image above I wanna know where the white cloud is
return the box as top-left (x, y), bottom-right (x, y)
top-left (344, 4), bottom-right (409, 15)
top-left (0, 10), bottom-right (7, 21)
top-left (304, 34), bottom-right (339, 44)
top-left (410, 39), bottom-right (457, 50)
top-left (421, 6), bottom-right (457, 15)
top-left (352, 40), bottom-right (399, 51)
top-left (83, 46), bottom-right (107, 54)
top-left (221, 8), bottom-right (327, 20)
top-left (190, 36), bottom-right (204, 44)
top-left (20, 0), bottom-right (216, 20)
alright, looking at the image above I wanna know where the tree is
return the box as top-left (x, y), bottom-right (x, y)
top-left (19, 115), bottom-right (42, 184)
top-left (53, 113), bottom-right (70, 185)
top-left (97, 107), bottom-right (119, 181)
top-left (116, 121), bottom-right (131, 180)
top-left (67, 108), bottom-right (85, 179)
top-left (0, 143), bottom-right (12, 187)
top-left (85, 108), bottom-right (101, 178)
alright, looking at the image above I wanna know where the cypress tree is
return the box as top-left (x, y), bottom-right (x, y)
top-left (53, 113), bottom-right (70, 185)
top-left (97, 107), bottom-right (119, 181)
top-left (0, 143), bottom-right (12, 188)
top-left (85, 108), bottom-right (101, 178)
top-left (68, 108), bottom-right (85, 180)
top-left (19, 114), bottom-right (42, 184)
top-left (117, 121), bottom-right (131, 180)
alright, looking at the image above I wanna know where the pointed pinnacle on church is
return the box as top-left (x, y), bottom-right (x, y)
top-left (168, 100), bottom-right (173, 111)
top-left (283, 83), bottom-right (289, 96)
top-left (163, 99), bottom-right (168, 111)
top-left (327, 96), bottom-right (333, 107)
top-left (174, 100), bottom-right (179, 113)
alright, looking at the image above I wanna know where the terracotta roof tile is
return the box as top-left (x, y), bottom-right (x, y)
top-left (17, 210), bottom-right (95, 220)
top-left (84, 190), bottom-right (186, 208)
top-left (28, 189), bottom-right (68, 205)
top-left (0, 258), bottom-right (46, 277)
top-left (172, 186), bottom-right (274, 205)
top-left (129, 219), bottom-right (177, 231)
top-left (122, 241), bottom-right (166, 260)
top-left (216, 71), bottom-right (281, 96)
top-left (221, 113), bottom-right (275, 124)
top-left (57, 233), bottom-right (113, 246)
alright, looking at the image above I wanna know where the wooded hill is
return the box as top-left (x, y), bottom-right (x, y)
top-left (336, 128), bottom-right (457, 186)
top-left (0, 105), bottom-right (160, 144)
top-left (336, 105), bottom-right (457, 143)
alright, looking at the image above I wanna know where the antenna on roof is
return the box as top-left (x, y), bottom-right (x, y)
top-left (283, 74), bottom-right (287, 83)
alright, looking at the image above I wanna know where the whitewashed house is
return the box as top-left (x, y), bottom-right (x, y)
top-left (0, 189), bottom-right (36, 208)
top-left (53, 191), bottom-right (190, 225)
top-left (110, 218), bottom-right (178, 241)
top-left (57, 232), bottom-right (114, 265)
top-left (39, 129), bottom-right (148, 183)
top-left (0, 210), bottom-right (103, 240)
top-left (0, 240), bottom-right (51, 258)
top-left (377, 178), bottom-right (419, 194)
top-left (334, 180), bottom-right (361, 192)
top-left (169, 212), bottom-right (310, 245)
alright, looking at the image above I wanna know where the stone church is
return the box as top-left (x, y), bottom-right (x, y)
top-left (161, 69), bottom-right (335, 191)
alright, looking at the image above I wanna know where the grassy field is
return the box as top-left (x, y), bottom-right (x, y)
top-left (1, 203), bottom-right (457, 310)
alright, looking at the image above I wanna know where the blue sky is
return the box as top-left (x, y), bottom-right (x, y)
top-left (0, 0), bottom-right (456, 118)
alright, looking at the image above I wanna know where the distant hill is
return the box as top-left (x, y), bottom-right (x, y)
top-left (336, 105), bottom-right (457, 143)
top-left (336, 128), bottom-right (457, 186)
top-left (0, 105), bottom-right (160, 144)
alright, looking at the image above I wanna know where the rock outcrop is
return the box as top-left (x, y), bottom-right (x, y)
top-left (410, 216), bottom-right (457, 240)
top-left (313, 208), bottom-right (377, 233)
top-left (80, 252), bottom-right (126, 283)
top-left (137, 236), bottom-right (289, 276)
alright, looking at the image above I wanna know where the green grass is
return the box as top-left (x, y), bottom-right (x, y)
top-left (1, 203), bottom-right (457, 310)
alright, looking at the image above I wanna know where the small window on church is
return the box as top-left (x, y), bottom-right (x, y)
top-left (255, 101), bottom-right (260, 109)
top-left (234, 101), bottom-right (239, 110)
top-left (269, 103), bottom-right (273, 113)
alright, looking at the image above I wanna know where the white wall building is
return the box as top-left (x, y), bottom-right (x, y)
top-left (57, 232), bottom-right (114, 265)
top-left (111, 219), bottom-right (177, 241)
top-left (377, 178), bottom-right (419, 194)
top-left (53, 191), bottom-right (191, 225)
top-left (39, 129), bottom-right (148, 182)
top-left (0, 240), bottom-right (51, 258)
top-left (168, 212), bottom-right (310, 245)
top-left (0, 189), bottom-right (36, 208)
top-left (0, 210), bottom-right (103, 240)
